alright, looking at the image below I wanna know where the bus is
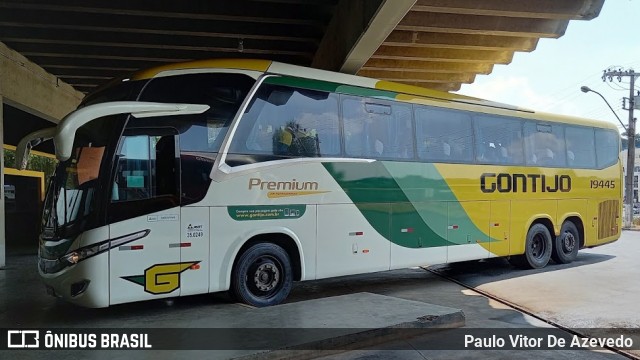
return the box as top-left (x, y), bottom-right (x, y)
top-left (17, 59), bottom-right (622, 308)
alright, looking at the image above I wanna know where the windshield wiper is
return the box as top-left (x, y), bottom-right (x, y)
top-left (49, 176), bottom-right (59, 236)
top-left (63, 182), bottom-right (68, 225)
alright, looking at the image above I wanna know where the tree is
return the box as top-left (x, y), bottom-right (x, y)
top-left (3, 148), bottom-right (57, 182)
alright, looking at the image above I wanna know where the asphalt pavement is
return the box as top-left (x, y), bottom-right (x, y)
top-left (1, 231), bottom-right (638, 359)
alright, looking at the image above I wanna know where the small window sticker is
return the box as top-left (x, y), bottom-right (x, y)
top-left (186, 223), bottom-right (205, 238)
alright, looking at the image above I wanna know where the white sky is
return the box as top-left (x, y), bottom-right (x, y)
top-left (455, 0), bottom-right (640, 135)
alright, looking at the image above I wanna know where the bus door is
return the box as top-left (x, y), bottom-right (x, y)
top-left (178, 206), bottom-right (209, 296)
top-left (108, 129), bottom-right (183, 305)
top-left (175, 152), bottom-right (216, 296)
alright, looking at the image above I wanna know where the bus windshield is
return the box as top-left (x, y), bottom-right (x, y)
top-left (41, 117), bottom-right (124, 246)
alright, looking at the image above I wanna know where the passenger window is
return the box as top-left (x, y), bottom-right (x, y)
top-left (565, 126), bottom-right (596, 168)
top-left (342, 96), bottom-right (413, 159)
top-left (474, 115), bottom-right (524, 165)
top-left (109, 130), bottom-right (180, 223)
top-left (112, 133), bottom-right (179, 203)
top-left (229, 83), bottom-right (340, 159)
top-left (415, 106), bottom-right (473, 163)
top-left (595, 128), bottom-right (619, 168)
top-left (523, 122), bottom-right (566, 167)
top-left (180, 152), bottom-right (214, 205)
top-left (139, 73), bottom-right (255, 153)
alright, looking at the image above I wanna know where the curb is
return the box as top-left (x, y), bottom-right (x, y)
top-left (237, 312), bottom-right (465, 360)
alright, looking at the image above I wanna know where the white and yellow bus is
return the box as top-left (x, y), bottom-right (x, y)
top-left (18, 59), bottom-right (621, 308)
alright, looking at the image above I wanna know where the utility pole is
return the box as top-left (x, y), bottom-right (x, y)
top-left (602, 68), bottom-right (638, 228)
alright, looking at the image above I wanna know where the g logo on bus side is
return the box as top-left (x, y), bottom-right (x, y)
top-left (122, 261), bottom-right (200, 295)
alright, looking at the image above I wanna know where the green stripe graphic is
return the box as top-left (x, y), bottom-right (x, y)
top-left (323, 161), bottom-right (494, 249)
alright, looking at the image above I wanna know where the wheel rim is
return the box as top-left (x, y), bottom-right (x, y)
top-left (561, 231), bottom-right (576, 254)
top-left (530, 233), bottom-right (547, 260)
top-left (246, 255), bottom-right (283, 298)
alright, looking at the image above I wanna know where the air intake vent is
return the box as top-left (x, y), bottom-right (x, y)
top-left (598, 200), bottom-right (619, 239)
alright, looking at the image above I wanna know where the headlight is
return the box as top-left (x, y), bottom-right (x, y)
top-left (62, 242), bottom-right (109, 265)
top-left (59, 229), bottom-right (149, 267)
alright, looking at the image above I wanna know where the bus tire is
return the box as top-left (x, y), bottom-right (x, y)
top-left (551, 221), bottom-right (579, 264)
top-left (231, 242), bottom-right (293, 307)
top-left (510, 223), bottom-right (552, 269)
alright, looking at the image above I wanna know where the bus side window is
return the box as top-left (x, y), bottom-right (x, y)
top-left (565, 126), bottom-right (596, 168)
top-left (342, 97), bottom-right (368, 157)
top-left (474, 115), bottom-right (524, 165)
top-left (523, 122), bottom-right (566, 167)
top-left (109, 131), bottom-right (179, 223)
top-left (229, 83), bottom-right (340, 161)
top-left (415, 106), bottom-right (473, 163)
top-left (342, 96), bottom-right (412, 160)
top-left (180, 153), bottom-right (214, 205)
top-left (595, 128), bottom-right (619, 168)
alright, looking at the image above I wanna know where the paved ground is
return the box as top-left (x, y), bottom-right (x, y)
top-left (432, 231), bottom-right (640, 329)
top-left (320, 230), bottom-right (640, 360)
top-left (1, 231), bottom-right (637, 359)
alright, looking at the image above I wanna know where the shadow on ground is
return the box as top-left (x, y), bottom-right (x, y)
top-left (427, 252), bottom-right (614, 287)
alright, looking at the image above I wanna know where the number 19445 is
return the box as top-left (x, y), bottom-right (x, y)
top-left (590, 179), bottom-right (615, 189)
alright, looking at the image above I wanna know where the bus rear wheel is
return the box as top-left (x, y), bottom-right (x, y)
top-left (231, 243), bottom-right (293, 307)
top-left (509, 223), bottom-right (552, 269)
top-left (551, 221), bottom-right (579, 264)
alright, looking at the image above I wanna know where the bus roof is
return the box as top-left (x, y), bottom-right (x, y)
top-left (129, 58), bottom-right (618, 132)
top-left (131, 59), bottom-right (523, 108)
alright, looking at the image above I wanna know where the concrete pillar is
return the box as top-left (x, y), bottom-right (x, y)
top-left (0, 42), bottom-right (83, 123)
top-left (0, 42), bottom-right (83, 268)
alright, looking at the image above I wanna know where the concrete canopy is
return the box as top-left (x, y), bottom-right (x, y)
top-left (0, 0), bottom-right (604, 94)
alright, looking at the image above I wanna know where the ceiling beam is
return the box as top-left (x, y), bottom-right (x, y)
top-left (32, 56), bottom-right (165, 69)
top-left (339, 0), bottom-right (416, 73)
top-left (372, 46), bottom-right (513, 63)
top-left (359, 69), bottom-right (475, 84)
top-left (0, 42), bottom-right (82, 122)
top-left (0, 21), bottom-right (316, 44)
top-left (0, 9), bottom-right (324, 42)
top-left (21, 51), bottom-right (306, 65)
top-left (0, 1), bottom-right (334, 27)
top-left (360, 58), bottom-right (494, 74)
top-left (312, 0), bottom-right (416, 73)
top-left (396, 11), bottom-right (569, 38)
top-left (311, 0), bottom-right (383, 71)
top-left (412, 0), bottom-right (604, 20)
top-left (3, 38), bottom-right (312, 58)
top-left (399, 82), bottom-right (462, 92)
top-left (383, 31), bottom-right (538, 51)
top-left (45, 68), bottom-right (136, 85)
top-left (0, 25), bottom-right (318, 51)
top-left (12, 40), bottom-right (312, 62)
top-left (19, 52), bottom-right (189, 63)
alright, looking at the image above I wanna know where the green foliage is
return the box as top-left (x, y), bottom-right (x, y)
top-left (3, 148), bottom-right (15, 168)
top-left (3, 147), bottom-right (57, 182)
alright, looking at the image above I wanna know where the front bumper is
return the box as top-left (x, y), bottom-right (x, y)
top-left (38, 252), bottom-right (110, 308)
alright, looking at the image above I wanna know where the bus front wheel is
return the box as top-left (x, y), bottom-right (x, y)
top-left (551, 221), bottom-right (579, 264)
top-left (509, 223), bottom-right (552, 269)
top-left (231, 243), bottom-right (293, 307)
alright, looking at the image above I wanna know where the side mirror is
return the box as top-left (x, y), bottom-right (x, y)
top-left (16, 127), bottom-right (56, 170)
